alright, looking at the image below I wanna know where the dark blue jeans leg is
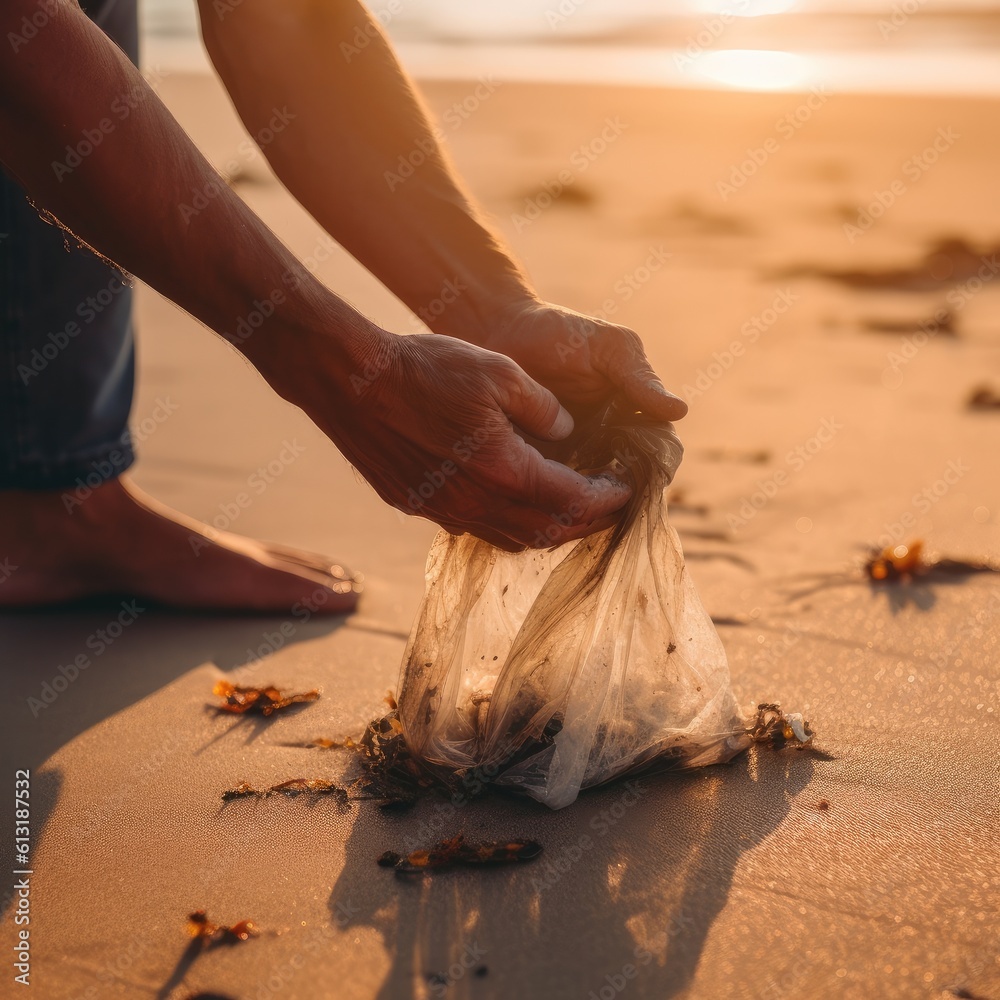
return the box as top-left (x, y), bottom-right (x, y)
top-left (0, 0), bottom-right (140, 490)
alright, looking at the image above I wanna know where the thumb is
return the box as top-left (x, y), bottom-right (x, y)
top-left (494, 361), bottom-right (575, 441)
top-left (612, 361), bottom-right (688, 422)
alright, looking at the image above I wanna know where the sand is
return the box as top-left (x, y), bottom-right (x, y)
top-left (1, 71), bottom-right (998, 1000)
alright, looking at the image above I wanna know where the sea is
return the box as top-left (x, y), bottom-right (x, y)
top-left (141, 0), bottom-right (1000, 96)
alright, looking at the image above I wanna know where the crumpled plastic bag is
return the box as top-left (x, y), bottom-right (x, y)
top-left (392, 408), bottom-right (807, 809)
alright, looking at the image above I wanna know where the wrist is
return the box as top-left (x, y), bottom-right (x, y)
top-left (420, 272), bottom-right (540, 347)
top-left (234, 276), bottom-right (391, 408)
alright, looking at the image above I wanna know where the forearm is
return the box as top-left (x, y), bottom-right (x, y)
top-left (0, 0), bottom-right (376, 390)
top-left (198, 0), bottom-right (537, 344)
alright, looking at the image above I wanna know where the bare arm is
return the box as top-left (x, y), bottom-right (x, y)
top-left (197, 0), bottom-right (688, 424)
top-left (0, 0), bottom-right (366, 383)
top-left (0, 0), bottom-right (629, 549)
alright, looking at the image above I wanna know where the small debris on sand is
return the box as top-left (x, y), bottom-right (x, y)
top-left (221, 779), bottom-right (349, 809)
top-left (865, 541), bottom-right (999, 583)
top-left (777, 236), bottom-right (999, 292)
top-left (212, 680), bottom-right (319, 716)
top-left (701, 446), bottom-right (771, 464)
top-left (186, 911), bottom-right (258, 948)
top-left (862, 311), bottom-right (955, 337)
top-left (746, 704), bottom-right (814, 750)
top-left (279, 736), bottom-right (357, 750)
top-left (966, 385), bottom-right (1000, 411)
top-left (377, 834), bottom-right (543, 875)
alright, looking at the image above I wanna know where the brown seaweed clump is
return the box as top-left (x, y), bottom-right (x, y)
top-left (865, 541), bottom-right (999, 583)
top-left (746, 703), bottom-right (814, 750)
top-left (377, 834), bottom-right (542, 876)
top-left (221, 779), bottom-right (349, 809)
top-left (212, 680), bottom-right (319, 716)
top-left (186, 911), bottom-right (258, 948)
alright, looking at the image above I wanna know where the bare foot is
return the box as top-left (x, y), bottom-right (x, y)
top-left (0, 476), bottom-right (361, 613)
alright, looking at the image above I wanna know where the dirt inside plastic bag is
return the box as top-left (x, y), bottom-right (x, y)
top-left (367, 407), bottom-right (810, 809)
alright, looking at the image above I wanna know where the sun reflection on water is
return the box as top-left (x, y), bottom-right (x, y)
top-left (690, 0), bottom-right (799, 15)
top-left (694, 48), bottom-right (813, 89)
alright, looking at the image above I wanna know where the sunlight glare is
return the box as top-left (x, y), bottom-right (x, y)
top-left (690, 0), bottom-right (799, 15)
top-left (695, 49), bottom-right (810, 90)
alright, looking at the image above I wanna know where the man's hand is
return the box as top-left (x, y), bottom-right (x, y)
top-left (482, 300), bottom-right (689, 427)
top-left (199, 0), bottom-right (686, 545)
top-left (283, 329), bottom-right (631, 551)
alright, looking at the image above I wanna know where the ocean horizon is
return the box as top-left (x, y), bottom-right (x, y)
top-left (141, 0), bottom-right (1000, 96)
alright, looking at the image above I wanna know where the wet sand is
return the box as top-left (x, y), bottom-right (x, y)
top-left (1, 74), bottom-right (998, 999)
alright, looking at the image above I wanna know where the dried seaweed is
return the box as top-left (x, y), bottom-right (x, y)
top-left (221, 778), bottom-right (349, 809)
top-left (186, 911), bottom-right (257, 947)
top-left (279, 736), bottom-right (358, 750)
top-left (746, 703), bottom-right (814, 750)
top-left (865, 541), bottom-right (999, 582)
top-left (777, 236), bottom-right (998, 293)
top-left (862, 312), bottom-right (956, 337)
top-left (212, 680), bottom-right (319, 716)
top-left (967, 385), bottom-right (1000, 411)
top-left (377, 834), bottom-right (542, 875)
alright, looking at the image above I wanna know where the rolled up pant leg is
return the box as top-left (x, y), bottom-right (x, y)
top-left (0, 0), bottom-right (139, 490)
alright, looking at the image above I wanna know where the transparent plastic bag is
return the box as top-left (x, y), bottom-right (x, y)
top-left (393, 409), bottom-right (797, 809)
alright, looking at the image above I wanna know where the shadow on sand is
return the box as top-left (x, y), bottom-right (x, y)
top-left (328, 749), bottom-right (814, 1000)
top-left (0, 604), bottom-right (348, 922)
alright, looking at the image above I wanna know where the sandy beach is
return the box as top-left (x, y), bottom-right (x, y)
top-left (1, 68), bottom-right (999, 999)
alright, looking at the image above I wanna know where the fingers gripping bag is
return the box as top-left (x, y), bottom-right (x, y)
top-left (381, 408), bottom-right (810, 810)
